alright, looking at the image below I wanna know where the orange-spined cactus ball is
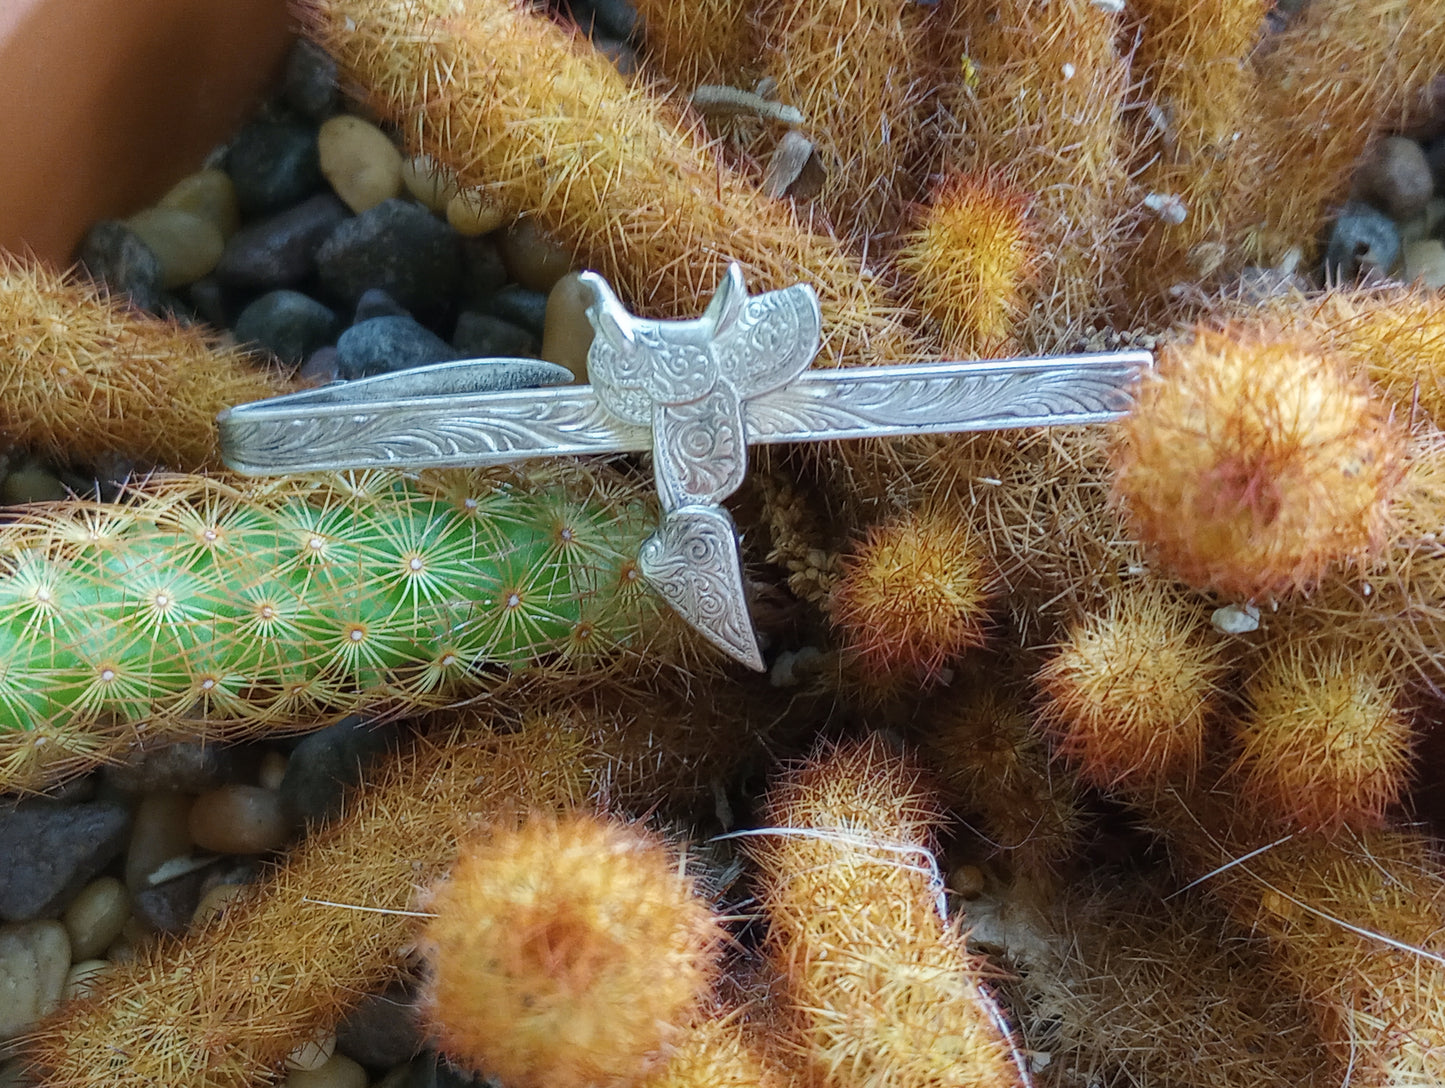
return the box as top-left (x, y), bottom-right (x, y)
top-left (1231, 639), bottom-right (1413, 834)
top-left (827, 509), bottom-right (995, 688)
top-left (898, 171), bottom-right (1034, 356)
top-left (1110, 325), bottom-right (1405, 599)
top-left (1034, 580), bottom-right (1230, 789)
top-left (418, 812), bottom-right (722, 1088)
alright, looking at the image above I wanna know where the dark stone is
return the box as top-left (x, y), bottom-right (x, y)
top-left (336, 316), bottom-right (459, 379)
top-left (407, 1052), bottom-right (493, 1088)
top-left (460, 235), bottom-right (509, 306)
top-left (452, 311), bottom-right (538, 357)
top-left (131, 862), bottom-right (216, 933)
top-left (225, 119), bottom-right (325, 217)
top-left (278, 716), bottom-right (397, 827)
top-left (75, 220), bottom-right (164, 312)
top-left (105, 741), bottom-right (238, 794)
top-left (215, 194), bottom-right (350, 290)
top-left (234, 290), bottom-right (340, 364)
top-left (284, 39), bottom-right (339, 122)
top-left (298, 345), bottom-right (341, 384)
top-left (316, 198), bottom-right (463, 317)
top-left (585, 0), bottom-right (639, 40)
top-left (354, 287), bottom-right (411, 324)
top-left (1324, 202), bottom-right (1401, 281)
top-left (1427, 136), bottom-right (1445, 192)
top-left (481, 285), bottom-right (548, 335)
top-left (0, 802), bottom-right (131, 922)
top-left (185, 276), bottom-right (232, 329)
top-left (337, 985), bottom-right (424, 1068)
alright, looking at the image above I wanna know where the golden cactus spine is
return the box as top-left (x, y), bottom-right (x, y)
top-left (896, 171), bottom-right (1034, 357)
top-left (22, 714), bottom-right (598, 1088)
top-left (298, 0), bottom-right (927, 370)
top-left (0, 252), bottom-right (294, 472)
top-left (931, 0), bottom-right (1138, 349)
top-left (826, 509), bottom-right (996, 693)
top-left (1122, 0), bottom-right (1271, 306)
top-left (749, 739), bottom-right (1025, 1088)
top-left (756, 0), bottom-right (933, 236)
top-left (1230, 637), bottom-right (1413, 834)
top-left (0, 467), bottom-right (663, 792)
top-left (631, 0), bottom-right (758, 88)
top-left (420, 813), bottom-right (721, 1088)
top-left (1034, 579), bottom-right (1231, 789)
top-left (1109, 324), bottom-right (1406, 598)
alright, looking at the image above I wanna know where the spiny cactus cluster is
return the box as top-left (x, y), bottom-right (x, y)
top-left (7, 0), bottom-right (1445, 1085)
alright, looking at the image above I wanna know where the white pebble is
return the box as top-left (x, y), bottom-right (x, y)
top-left (61, 876), bottom-right (130, 960)
top-left (0, 921), bottom-right (72, 1042)
top-left (1210, 602), bottom-right (1260, 635)
top-left (286, 1031), bottom-right (336, 1071)
top-left (283, 1052), bottom-right (368, 1088)
top-left (318, 115), bottom-right (405, 213)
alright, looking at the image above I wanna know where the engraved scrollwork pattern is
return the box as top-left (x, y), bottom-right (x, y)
top-left (715, 285), bottom-right (821, 395)
top-left (638, 506), bottom-right (761, 669)
top-left (220, 390), bottom-right (652, 472)
top-left (653, 388), bottom-right (745, 509)
top-left (743, 363), bottom-right (1143, 443)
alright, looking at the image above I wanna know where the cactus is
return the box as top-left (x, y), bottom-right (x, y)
top-left (419, 812), bottom-right (721, 1088)
top-left (0, 466), bottom-right (665, 791)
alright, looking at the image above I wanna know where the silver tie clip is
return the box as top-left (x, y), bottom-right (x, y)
top-left (219, 263), bottom-right (1150, 669)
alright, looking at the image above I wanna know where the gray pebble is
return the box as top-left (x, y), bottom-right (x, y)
top-left (235, 290), bottom-right (341, 364)
top-left (131, 862), bottom-right (217, 934)
top-left (299, 346), bottom-right (342, 384)
top-left (452, 311), bottom-right (538, 357)
top-left (336, 986), bottom-right (423, 1068)
top-left (75, 220), bottom-right (164, 312)
top-left (105, 740), bottom-right (238, 794)
top-left (1324, 201), bottom-right (1401, 280)
top-left (285, 39), bottom-right (339, 122)
top-left (460, 235), bottom-right (509, 305)
top-left (215, 194), bottom-right (351, 290)
top-left (336, 316), bottom-right (459, 379)
top-left (1355, 135), bottom-right (1435, 220)
top-left (226, 119), bottom-right (325, 217)
top-left (278, 717), bottom-right (397, 827)
top-left (0, 802), bottom-right (131, 923)
top-left (316, 198), bottom-right (463, 317)
top-left (354, 287), bottom-right (411, 323)
top-left (482, 284), bottom-right (548, 335)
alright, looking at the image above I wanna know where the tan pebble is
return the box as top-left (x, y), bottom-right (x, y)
top-left (258, 749), bottom-right (289, 791)
top-left (0, 921), bottom-right (71, 1042)
top-left (188, 785), bottom-right (291, 854)
top-left (125, 206), bottom-right (225, 288)
top-left (446, 188), bottom-right (510, 236)
top-left (157, 168), bottom-right (241, 238)
top-left (191, 883), bottom-right (248, 928)
top-left (499, 218), bottom-right (574, 292)
top-left (63, 958), bottom-right (111, 1001)
top-left (540, 271), bottom-right (595, 381)
top-left (61, 876), bottom-right (130, 960)
top-left (319, 115), bottom-right (405, 213)
top-left (400, 153), bottom-right (459, 213)
top-left (125, 792), bottom-right (195, 891)
top-left (1404, 238), bottom-right (1445, 288)
top-left (948, 864), bottom-right (986, 899)
top-left (283, 1052), bottom-right (368, 1088)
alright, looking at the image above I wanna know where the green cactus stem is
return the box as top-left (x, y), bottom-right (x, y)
top-left (0, 465), bottom-right (666, 791)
